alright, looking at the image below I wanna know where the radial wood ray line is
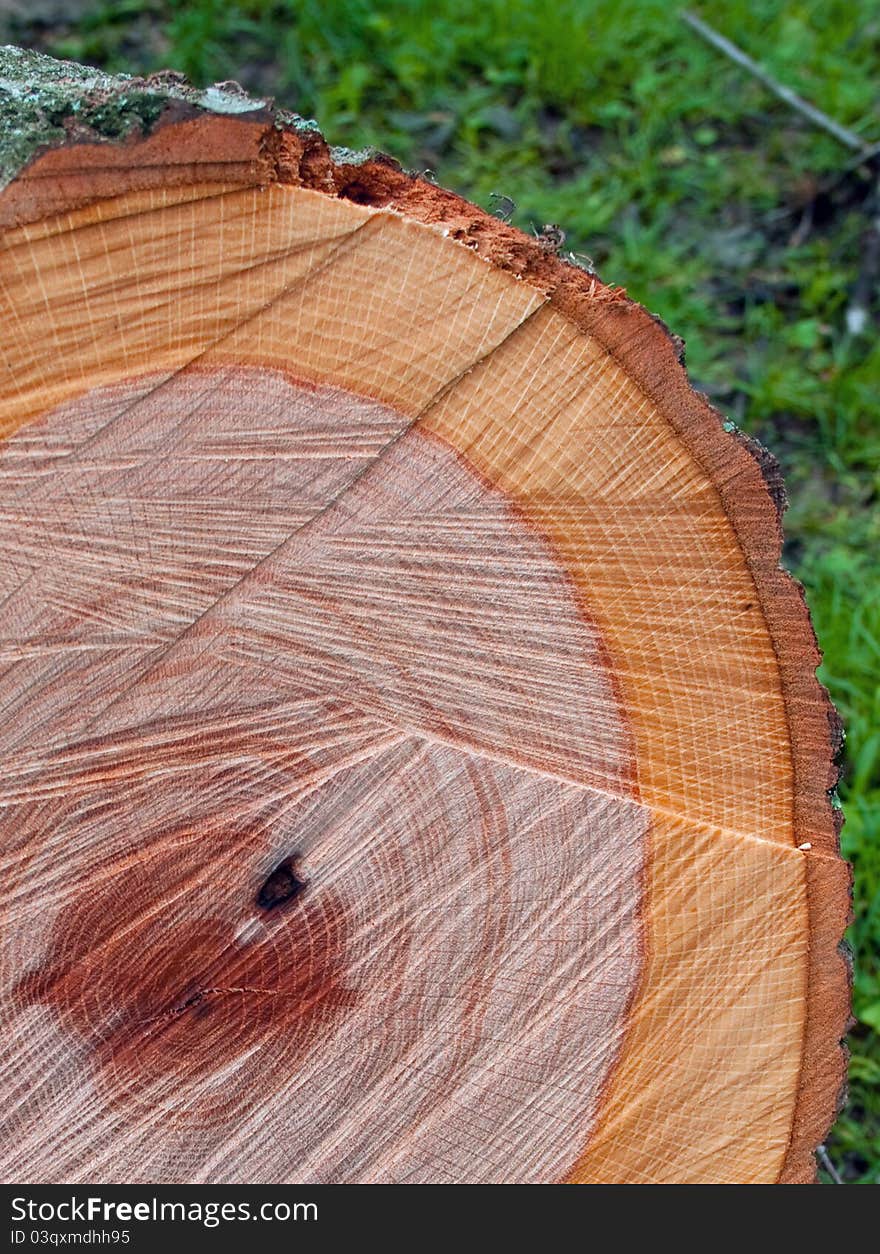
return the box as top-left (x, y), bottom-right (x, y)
top-left (0, 48), bottom-right (849, 1184)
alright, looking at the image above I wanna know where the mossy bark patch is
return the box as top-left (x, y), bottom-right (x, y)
top-left (0, 44), bottom-right (323, 188)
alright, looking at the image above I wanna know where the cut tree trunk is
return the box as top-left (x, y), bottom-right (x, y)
top-left (0, 46), bottom-right (850, 1185)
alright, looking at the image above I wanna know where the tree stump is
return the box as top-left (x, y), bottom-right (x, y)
top-left (0, 47), bottom-right (850, 1184)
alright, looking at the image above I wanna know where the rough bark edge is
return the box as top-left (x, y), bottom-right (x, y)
top-left (0, 48), bottom-right (851, 1183)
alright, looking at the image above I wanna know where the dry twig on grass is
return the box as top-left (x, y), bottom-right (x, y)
top-left (681, 10), bottom-right (871, 155)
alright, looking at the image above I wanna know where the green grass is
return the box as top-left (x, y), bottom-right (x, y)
top-left (4, 0), bottom-right (878, 1182)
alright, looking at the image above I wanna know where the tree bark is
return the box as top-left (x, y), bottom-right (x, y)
top-left (0, 46), bottom-right (849, 1184)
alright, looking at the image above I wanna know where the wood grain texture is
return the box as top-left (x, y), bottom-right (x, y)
top-left (0, 50), bottom-right (849, 1183)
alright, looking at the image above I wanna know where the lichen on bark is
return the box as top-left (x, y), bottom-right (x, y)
top-left (0, 44), bottom-right (324, 188)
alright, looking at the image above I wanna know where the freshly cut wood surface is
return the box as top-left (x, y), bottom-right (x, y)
top-left (0, 47), bottom-right (849, 1184)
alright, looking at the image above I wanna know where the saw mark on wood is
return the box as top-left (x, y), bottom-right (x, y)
top-left (0, 366), bottom-right (651, 1179)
